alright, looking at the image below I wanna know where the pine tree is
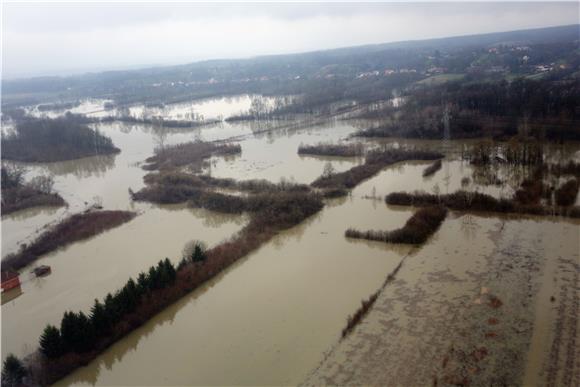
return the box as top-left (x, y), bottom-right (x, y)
top-left (60, 311), bottom-right (79, 352)
top-left (1, 354), bottom-right (26, 387)
top-left (90, 299), bottom-right (110, 336)
top-left (39, 325), bottom-right (64, 358)
top-left (191, 243), bottom-right (207, 263)
top-left (104, 293), bottom-right (121, 325)
top-left (75, 312), bottom-right (96, 353)
top-left (137, 272), bottom-right (149, 294)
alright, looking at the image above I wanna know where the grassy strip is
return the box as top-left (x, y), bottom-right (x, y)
top-left (1, 187), bottom-right (65, 216)
top-left (28, 192), bottom-right (323, 385)
top-left (2, 211), bottom-right (136, 271)
top-left (312, 149), bottom-right (443, 189)
top-left (298, 143), bottom-right (364, 157)
top-left (346, 206), bottom-right (448, 244)
top-left (555, 179), bottom-right (579, 206)
top-left (385, 190), bottom-right (580, 218)
top-left (341, 291), bottom-right (379, 338)
top-left (422, 159), bottom-right (442, 177)
top-left (142, 141), bottom-right (241, 171)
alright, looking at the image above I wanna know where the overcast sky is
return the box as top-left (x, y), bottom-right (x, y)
top-left (1, 1), bottom-right (578, 79)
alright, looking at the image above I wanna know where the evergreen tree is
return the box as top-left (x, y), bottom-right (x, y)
top-left (75, 312), bottom-right (96, 352)
top-left (60, 311), bottom-right (79, 352)
top-left (39, 325), bottom-right (64, 358)
top-left (1, 354), bottom-right (26, 387)
top-left (191, 243), bottom-right (207, 263)
top-left (137, 272), bottom-right (149, 294)
top-left (90, 299), bottom-right (110, 336)
top-left (148, 265), bottom-right (160, 289)
top-left (104, 293), bottom-right (121, 324)
top-left (163, 258), bottom-right (176, 283)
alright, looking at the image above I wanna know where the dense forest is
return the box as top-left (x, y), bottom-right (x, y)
top-left (1, 114), bottom-right (119, 162)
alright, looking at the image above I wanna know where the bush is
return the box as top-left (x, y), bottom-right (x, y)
top-left (555, 179), bottom-right (579, 206)
top-left (346, 206), bottom-right (448, 244)
top-left (423, 159), bottom-right (442, 177)
top-left (298, 142), bottom-right (364, 157)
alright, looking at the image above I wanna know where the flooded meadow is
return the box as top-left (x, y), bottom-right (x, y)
top-left (2, 95), bottom-right (579, 386)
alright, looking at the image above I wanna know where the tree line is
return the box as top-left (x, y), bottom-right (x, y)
top-left (38, 257), bottom-right (182, 358)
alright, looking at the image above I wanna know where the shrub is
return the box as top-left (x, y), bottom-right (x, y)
top-left (298, 142), bottom-right (364, 157)
top-left (346, 206), bottom-right (448, 244)
top-left (423, 159), bottom-right (442, 177)
top-left (341, 291), bottom-right (379, 338)
top-left (555, 179), bottom-right (579, 206)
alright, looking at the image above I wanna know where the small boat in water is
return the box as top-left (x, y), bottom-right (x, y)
top-left (32, 265), bottom-right (52, 277)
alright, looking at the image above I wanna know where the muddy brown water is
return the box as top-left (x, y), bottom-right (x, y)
top-left (2, 108), bottom-right (580, 385)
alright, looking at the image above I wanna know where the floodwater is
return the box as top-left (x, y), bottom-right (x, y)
top-left (56, 195), bottom-right (413, 386)
top-left (207, 120), bottom-right (364, 184)
top-left (3, 99), bottom-right (580, 385)
top-left (1, 111), bottom-right (372, 367)
top-left (304, 213), bottom-right (580, 385)
top-left (25, 95), bottom-right (284, 121)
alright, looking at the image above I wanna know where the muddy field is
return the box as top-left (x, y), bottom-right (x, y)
top-left (303, 212), bottom-right (579, 386)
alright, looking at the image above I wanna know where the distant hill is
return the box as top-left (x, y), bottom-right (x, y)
top-left (2, 24), bottom-right (578, 107)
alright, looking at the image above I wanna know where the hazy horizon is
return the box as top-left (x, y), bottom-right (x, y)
top-left (2, 2), bottom-right (579, 79)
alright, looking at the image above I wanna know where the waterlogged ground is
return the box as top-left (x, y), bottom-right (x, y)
top-left (1, 113), bottom-right (368, 367)
top-left (56, 197), bottom-right (413, 386)
top-left (304, 214), bottom-right (580, 386)
top-left (2, 100), bottom-right (580, 385)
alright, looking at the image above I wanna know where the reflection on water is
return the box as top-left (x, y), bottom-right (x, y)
top-left (207, 122), bottom-right (363, 184)
top-left (56, 195), bottom-right (413, 386)
top-left (1, 204), bottom-right (246, 361)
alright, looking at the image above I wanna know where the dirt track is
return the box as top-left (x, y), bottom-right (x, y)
top-left (303, 213), bottom-right (579, 386)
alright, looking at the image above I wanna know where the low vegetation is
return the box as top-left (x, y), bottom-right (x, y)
top-left (1, 114), bottom-right (119, 162)
top-left (341, 291), bottom-right (379, 339)
top-left (298, 143), bottom-right (364, 157)
top-left (142, 141), bottom-right (241, 171)
top-left (385, 190), bottom-right (580, 218)
top-left (423, 159), bottom-right (442, 177)
top-left (1, 165), bottom-right (65, 216)
top-left (346, 206), bottom-right (448, 244)
top-left (2, 211), bottom-right (136, 271)
top-left (133, 172), bottom-right (309, 205)
top-left (312, 148), bottom-right (443, 189)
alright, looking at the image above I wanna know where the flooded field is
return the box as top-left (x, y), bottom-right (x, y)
top-left (2, 96), bottom-right (580, 385)
top-left (56, 196), bottom-right (412, 386)
top-left (304, 213), bottom-right (580, 386)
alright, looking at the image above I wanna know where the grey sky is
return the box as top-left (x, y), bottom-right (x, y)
top-left (2, 2), bottom-right (578, 79)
